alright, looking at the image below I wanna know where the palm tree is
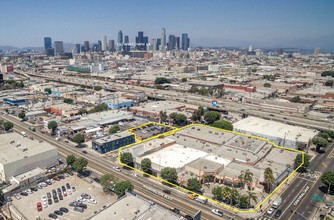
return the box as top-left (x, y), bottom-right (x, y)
top-left (238, 171), bottom-right (244, 188)
top-left (230, 188), bottom-right (240, 205)
top-left (247, 191), bottom-right (257, 205)
top-left (244, 169), bottom-right (254, 190)
top-left (264, 167), bottom-right (275, 193)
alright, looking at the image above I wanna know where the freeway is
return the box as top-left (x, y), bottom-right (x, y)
top-left (24, 72), bottom-right (333, 130)
top-left (2, 115), bottom-right (243, 220)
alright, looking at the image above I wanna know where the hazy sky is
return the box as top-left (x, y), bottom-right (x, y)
top-left (1, 0), bottom-right (334, 49)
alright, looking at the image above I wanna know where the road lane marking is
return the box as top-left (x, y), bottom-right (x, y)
top-left (327, 147), bottom-right (334, 158)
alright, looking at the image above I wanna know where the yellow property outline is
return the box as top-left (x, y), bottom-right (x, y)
top-left (118, 122), bottom-right (304, 213)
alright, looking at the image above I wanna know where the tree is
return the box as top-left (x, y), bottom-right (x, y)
top-left (72, 157), bottom-right (88, 173)
top-left (319, 132), bottom-right (329, 140)
top-left (18, 112), bottom-right (26, 119)
top-left (321, 171), bottom-right (334, 191)
top-left (191, 106), bottom-right (205, 121)
top-left (47, 121), bottom-right (58, 134)
top-left (187, 178), bottom-right (201, 192)
top-left (204, 111), bottom-right (221, 125)
top-left (72, 133), bottom-right (85, 146)
top-left (170, 113), bottom-right (187, 125)
top-left (295, 154), bottom-right (310, 171)
top-left (66, 155), bottom-right (76, 166)
top-left (94, 86), bottom-right (103, 91)
top-left (323, 130), bottom-right (334, 138)
top-left (290, 96), bottom-right (302, 103)
top-left (109, 125), bottom-right (120, 134)
top-left (264, 167), bottom-right (275, 193)
top-left (159, 110), bottom-right (168, 123)
top-left (230, 188), bottom-right (240, 205)
top-left (321, 71), bottom-right (334, 77)
top-left (114, 180), bottom-right (134, 197)
top-left (312, 137), bottom-right (329, 152)
top-left (63, 98), bottom-right (73, 104)
top-left (155, 77), bottom-right (170, 84)
top-left (222, 186), bottom-right (232, 202)
top-left (120, 152), bottom-right (134, 167)
top-left (212, 120), bottom-right (233, 131)
top-left (181, 78), bottom-right (187, 82)
top-left (324, 80), bottom-right (333, 87)
top-left (44, 88), bottom-right (52, 94)
top-left (78, 108), bottom-right (88, 115)
top-left (247, 191), bottom-right (257, 205)
top-left (212, 186), bottom-right (223, 201)
top-left (160, 167), bottom-right (178, 184)
top-left (263, 83), bottom-right (271, 88)
top-left (100, 174), bottom-right (116, 192)
top-left (3, 121), bottom-right (13, 131)
top-left (141, 158), bottom-right (152, 174)
top-left (243, 169), bottom-right (253, 190)
top-left (239, 194), bottom-right (250, 208)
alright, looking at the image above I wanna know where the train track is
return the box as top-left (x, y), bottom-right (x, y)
top-left (2, 115), bottom-right (229, 220)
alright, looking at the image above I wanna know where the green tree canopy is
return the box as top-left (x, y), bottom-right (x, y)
top-left (319, 132), bottom-right (329, 140)
top-left (239, 194), bottom-right (250, 209)
top-left (72, 157), bottom-right (88, 173)
top-left (89, 103), bottom-right (108, 113)
top-left (204, 111), bottom-right (221, 125)
top-left (264, 167), bottom-right (275, 193)
top-left (155, 77), bottom-right (170, 84)
top-left (78, 108), bottom-right (88, 115)
top-left (187, 178), bottom-right (201, 192)
top-left (295, 154), bottom-right (310, 171)
top-left (63, 98), bottom-right (73, 104)
top-left (141, 158), bottom-right (152, 174)
top-left (290, 96), bottom-right (302, 103)
top-left (321, 71), bottom-right (334, 77)
top-left (44, 88), bottom-right (52, 94)
top-left (72, 133), bottom-right (85, 145)
top-left (109, 125), bottom-right (120, 134)
top-left (323, 130), bottom-right (334, 138)
top-left (18, 112), bottom-right (26, 119)
top-left (3, 121), bottom-right (13, 131)
top-left (47, 121), bottom-right (58, 134)
top-left (212, 120), bottom-right (233, 131)
top-left (159, 110), bottom-right (168, 123)
top-left (120, 152), bottom-right (134, 167)
top-left (100, 174), bottom-right (116, 192)
top-left (170, 112), bottom-right (187, 125)
top-left (321, 171), bottom-right (334, 191)
top-left (66, 155), bottom-right (76, 166)
top-left (324, 80), bottom-right (333, 87)
top-left (312, 136), bottom-right (329, 152)
top-left (181, 78), bottom-right (187, 82)
top-left (263, 83), bottom-right (271, 88)
top-left (212, 186), bottom-right (223, 201)
top-left (94, 86), bottom-right (103, 91)
top-left (161, 167), bottom-right (178, 184)
top-left (114, 180), bottom-right (134, 197)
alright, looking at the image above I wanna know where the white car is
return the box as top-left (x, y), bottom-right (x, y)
top-left (64, 173), bottom-right (69, 177)
top-left (131, 173), bottom-right (138, 177)
top-left (211, 209), bottom-right (223, 217)
top-left (67, 189), bottom-right (72, 195)
top-left (26, 189), bottom-right (32, 194)
top-left (113, 166), bottom-right (121, 172)
top-left (267, 207), bottom-right (275, 215)
top-left (41, 195), bottom-right (47, 201)
top-left (42, 201), bottom-right (48, 208)
top-left (88, 198), bottom-right (97, 204)
top-left (77, 197), bottom-right (86, 202)
top-left (14, 194), bottom-right (21, 200)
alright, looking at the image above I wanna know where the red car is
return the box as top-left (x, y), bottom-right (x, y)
top-left (37, 202), bottom-right (42, 212)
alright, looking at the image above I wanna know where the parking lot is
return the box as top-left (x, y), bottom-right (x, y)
top-left (11, 174), bottom-right (117, 220)
top-left (130, 123), bottom-right (174, 140)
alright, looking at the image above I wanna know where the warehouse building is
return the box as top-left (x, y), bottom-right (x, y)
top-left (92, 131), bottom-right (135, 154)
top-left (0, 132), bottom-right (58, 182)
top-left (233, 116), bottom-right (319, 149)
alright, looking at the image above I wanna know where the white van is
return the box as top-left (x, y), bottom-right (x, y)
top-left (272, 197), bottom-right (282, 209)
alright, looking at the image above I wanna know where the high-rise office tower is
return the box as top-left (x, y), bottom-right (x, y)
top-left (135, 31), bottom-right (148, 50)
top-left (181, 33), bottom-right (190, 50)
top-left (168, 35), bottom-right (176, 51)
top-left (102, 35), bottom-right (107, 51)
top-left (160, 28), bottom-right (166, 51)
top-left (150, 38), bottom-right (157, 51)
top-left (44, 37), bottom-right (52, 50)
top-left (175, 37), bottom-right (180, 50)
top-left (54, 41), bottom-right (64, 56)
top-left (97, 41), bottom-right (102, 52)
top-left (80, 45), bottom-right (85, 52)
top-left (75, 44), bottom-right (81, 54)
top-left (109, 40), bottom-right (115, 51)
top-left (156, 38), bottom-right (161, 51)
top-left (84, 41), bottom-right (90, 51)
top-left (124, 35), bottom-right (130, 52)
top-left (117, 30), bottom-right (123, 51)
top-left (314, 48), bottom-right (320, 56)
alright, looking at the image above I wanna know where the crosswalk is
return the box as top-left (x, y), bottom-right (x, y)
top-left (255, 215), bottom-right (275, 220)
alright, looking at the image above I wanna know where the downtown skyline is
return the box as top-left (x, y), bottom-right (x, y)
top-left (0, 0), bottom-right (334, 49)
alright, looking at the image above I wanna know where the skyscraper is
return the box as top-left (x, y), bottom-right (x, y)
top-left (181, 33), bottom-right (190, 50)
top-left (75, 44), bottom-right (80, 54)
top-left (109, 40), bottom-right (115, 51)
top-left (314, 48), bottom-right (320, 56)
top-left (54, 41), bottom-right (64, 56)
top-left (98, 41), bottom-right (102, 52)
top-left (168, 35), bottom-right (176, 51)
top-left (160, 28), bottom-right (166, 51)
top-left (135, 31), bottom-right (148, 50)
top-left (117, 30), bottom-right (123, 52)
top-left (175, 37), bottom-right (180, 50)
top-left (44, 37), bottom-right (52, 50)
top-left (156, 38), bottom-right (161, 51)
top-left (102, 35), bottom-right (107, 51)
top-left (84, 41), bottom-right (90, 51)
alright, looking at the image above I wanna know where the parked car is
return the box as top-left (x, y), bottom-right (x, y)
top-left (48, 199), bottom-right (52, 205)
top-left (20, 192), bottom-right (28, 196)
top-left (47, 193), bottom-right (51, 199)
top-left (212, 209), bottom-right (223, 217)
top-left (37, 202), bottom-right (42, 212)
top-left (77, 203), bottom-right (87, 209)
top-left (60, 207), bottom-right (69, 213)
top-left (42, 201), bottom-right (48, 208)
top-left (48, 213), bottom-right (57, 219)
top-left (93, 178), bottom-right (100, 183)
top-left (81, 193), bottom-right (91, 199)
top-left (41, 195), bottom-right (47, 201)
top-left (61, 186), bottom-right (66, 192)
top-left (26, 189), bottom-right (32, 194)
top-left (66, 183), bottom-right (71, 189)
top-left (267, 207), bottom-right (274, 215)
top-left (323, 203), bottom-right (332, 209)
top-left (31, 187), bottom-right (38, 192)
top-left (54, 210), bottom-right (63, 216)
top-left (74, 206), bottom-right (84, 212)
top-left (59, 194), bottom-right (63, 200)
top-left (88, 198), bottom-right (97, 204)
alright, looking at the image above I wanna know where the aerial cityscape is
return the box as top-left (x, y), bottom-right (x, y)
top-left (0, 1), bottom-right (334, 220)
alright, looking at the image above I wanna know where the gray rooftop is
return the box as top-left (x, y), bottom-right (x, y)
top-left (93, 131), bottom-right (133, 145)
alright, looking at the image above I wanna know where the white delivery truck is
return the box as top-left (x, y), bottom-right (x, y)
top-left (272, 197), bottom-right (282, 209)
top-left (195, 195), bottom-right (208, 204)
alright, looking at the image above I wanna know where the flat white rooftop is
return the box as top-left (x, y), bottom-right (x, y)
top-left (233, 116), bottom-right (318, 143)
top-left (142, 144), bottom-right (208, 171)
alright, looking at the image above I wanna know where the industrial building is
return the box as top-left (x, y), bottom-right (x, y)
top-left (233, 116), bottom-right (319, 149)
top-left (0, 132), bottom-right (58, 182)
top-left (92, 131), bottom-right (135, 154)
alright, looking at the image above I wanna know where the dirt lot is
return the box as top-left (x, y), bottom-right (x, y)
top-left (11, 175), bottom-right (117, 220)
